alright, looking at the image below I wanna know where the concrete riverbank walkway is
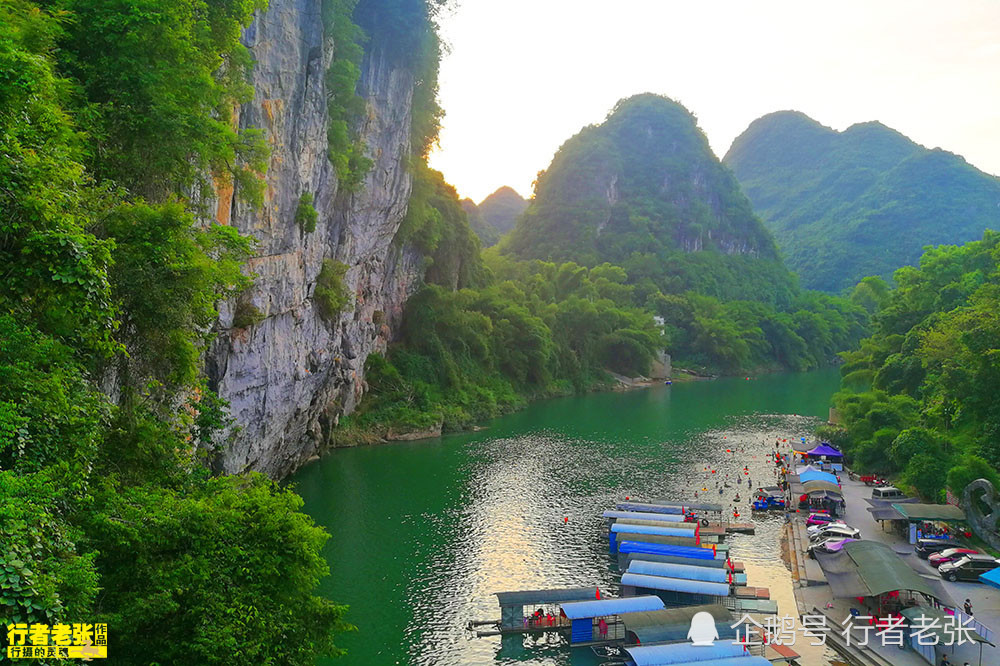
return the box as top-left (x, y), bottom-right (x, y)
top-left (787, 473), bottom-right (999, 666)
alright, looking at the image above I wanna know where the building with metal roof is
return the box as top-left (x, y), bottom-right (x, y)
top-left (891, 503), bottom-right (966, 522)
top-left (814, 540), bottom-right (954, 608)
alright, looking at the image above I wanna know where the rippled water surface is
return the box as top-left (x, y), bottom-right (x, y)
top-left (292, 369), bottom-right (842, 665)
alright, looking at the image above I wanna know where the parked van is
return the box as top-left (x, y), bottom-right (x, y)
top-left (871, 486), bottom-right (904, 500)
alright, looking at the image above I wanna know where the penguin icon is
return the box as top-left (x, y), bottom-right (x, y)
top-left (687, 611), bottom-right (719, 646)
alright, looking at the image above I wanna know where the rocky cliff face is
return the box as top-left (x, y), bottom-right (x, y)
top-left (206, 0), bottom-right (422, 478)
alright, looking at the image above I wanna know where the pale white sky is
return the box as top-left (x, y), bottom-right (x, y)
top-left (427, 0), bottom-right (1000, 203)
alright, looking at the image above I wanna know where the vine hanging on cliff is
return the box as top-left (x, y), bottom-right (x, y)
top-left (322, 0), bottom-right (373, 190)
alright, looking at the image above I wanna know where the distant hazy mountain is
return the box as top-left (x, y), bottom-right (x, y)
top-left (501, 93), bottom-right (796, 304)
top-left (460, 187), bottom-right (526, 247)
top-left (724, 111), bottom-right (1000, 292)
top-left (460, 198), bottom-right (500, 247)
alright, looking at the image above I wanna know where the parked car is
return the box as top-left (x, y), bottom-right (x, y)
top-left (805, 512), bottom-right (835, 527)
top-left (808, 525), bottom-right (861, 543)
top-left (929, 548), bottom-right (980, 568)
top-left (938, 554), bottom-right (1000, 582)
top-left (807, 537), bottom-right (858, 559)
top-left (915, 538), bottom-right (957, 559)
top-left (807, 521), bottom-right (850, 537)
top-left (871, 486), bottom-right (905, 500)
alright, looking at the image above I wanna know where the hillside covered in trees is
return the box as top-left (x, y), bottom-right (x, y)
top-left (349, 96), bottom-right (870, 438)
top-left (460, 185), bottom-right (527, 247)
top-left (724, 111), bottom-right (1000, 293)
top-left (0, 0), bottom-right (457, 662)
top-left (821, 232), bottom-right (1000, 500)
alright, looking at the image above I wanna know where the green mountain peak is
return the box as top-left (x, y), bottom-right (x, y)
top-left (724, 111), bottom-right (1000, 292)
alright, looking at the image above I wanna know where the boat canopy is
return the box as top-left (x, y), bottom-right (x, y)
top-left (611, 523), bottom-right (700, 538)
top-left (622, 605), bottom-right (737, 645)
top-left (627, 560), bottom-right (732, 584)
top-left (621, 572), bottom-right (730, 597)
top-left (618, 541), bottom-right (715, 560)
top-left (603, 510), bottom-right (687, 523)
top-left (561, 595), bottom-right (663, 619)
top-left (623, 641), bottom-right (759, 665)
top-left (493, 587), bottom-right (599, 607)
top-left (617, 502), bottom-right (685, 515)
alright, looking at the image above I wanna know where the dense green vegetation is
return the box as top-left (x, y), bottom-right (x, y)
top-left (462, 186), bottom-right (528, 246)
top-left (821, 232), bottom-right (1000, 501)
top-left (344, 96), bottom-right (870, 437)
top-left (0, 0), bottom-right (455, 661)
top-left (342, 259), bottom-right (663, 436)
top-left (724, 111), bottom-right (1000, 293)
top-left (461, 197), bottom-right (501, 247)
top-left (501, 94), bottom-right (791, 304)
top-left (322, 0), bottom-right (372, 189)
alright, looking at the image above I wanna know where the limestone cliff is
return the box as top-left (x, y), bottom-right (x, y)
top-left (206, 0), bottom-right (423, 478)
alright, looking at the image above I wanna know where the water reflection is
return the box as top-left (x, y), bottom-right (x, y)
top-left (292, 370), bottom-right (843, 665)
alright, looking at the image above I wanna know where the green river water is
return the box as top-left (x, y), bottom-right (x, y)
top-left (292, 368), bottom-right (843, 665)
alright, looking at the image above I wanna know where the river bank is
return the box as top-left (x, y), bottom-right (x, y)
top-left (315, 364), bottom-right (721, 460)
top-left (292, 368), bottom-right (843, 665)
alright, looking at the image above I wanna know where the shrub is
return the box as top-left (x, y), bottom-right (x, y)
top-left (315, 259), bottom-right (351, 321)
top-left (232, 301), bottom-right (265, 329)
top-left (296, 192), bottom-right (318, 233)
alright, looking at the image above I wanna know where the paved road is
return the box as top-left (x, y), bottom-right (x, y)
top-left (821, 474), bottom-right (1000, 665)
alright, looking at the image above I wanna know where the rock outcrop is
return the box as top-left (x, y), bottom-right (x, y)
top-left (206, 0), bottom-right (423, 478)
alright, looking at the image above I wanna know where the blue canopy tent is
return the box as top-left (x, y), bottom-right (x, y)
top-left (561, 596), bottom-right (665, 644)
top-left (807, 443), bottom-right (843, 459)
top-left (627, 560), bottom-right (745, 585)
top-left (798, 469), bottom-right (839, 485)
top-left (980, 566), bottom-right (1000, 589)
top-left (623, 642), bottom-right (766, 665)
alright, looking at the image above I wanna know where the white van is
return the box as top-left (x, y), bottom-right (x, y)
top-left (872, 486), bottom-right (904, 500)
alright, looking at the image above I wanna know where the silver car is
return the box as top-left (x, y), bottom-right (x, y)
top-left (808, 525), bottom-right (860, 543)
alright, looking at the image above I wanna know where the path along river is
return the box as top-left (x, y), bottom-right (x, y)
top-left (293, 368), bottom-right (845, 665)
